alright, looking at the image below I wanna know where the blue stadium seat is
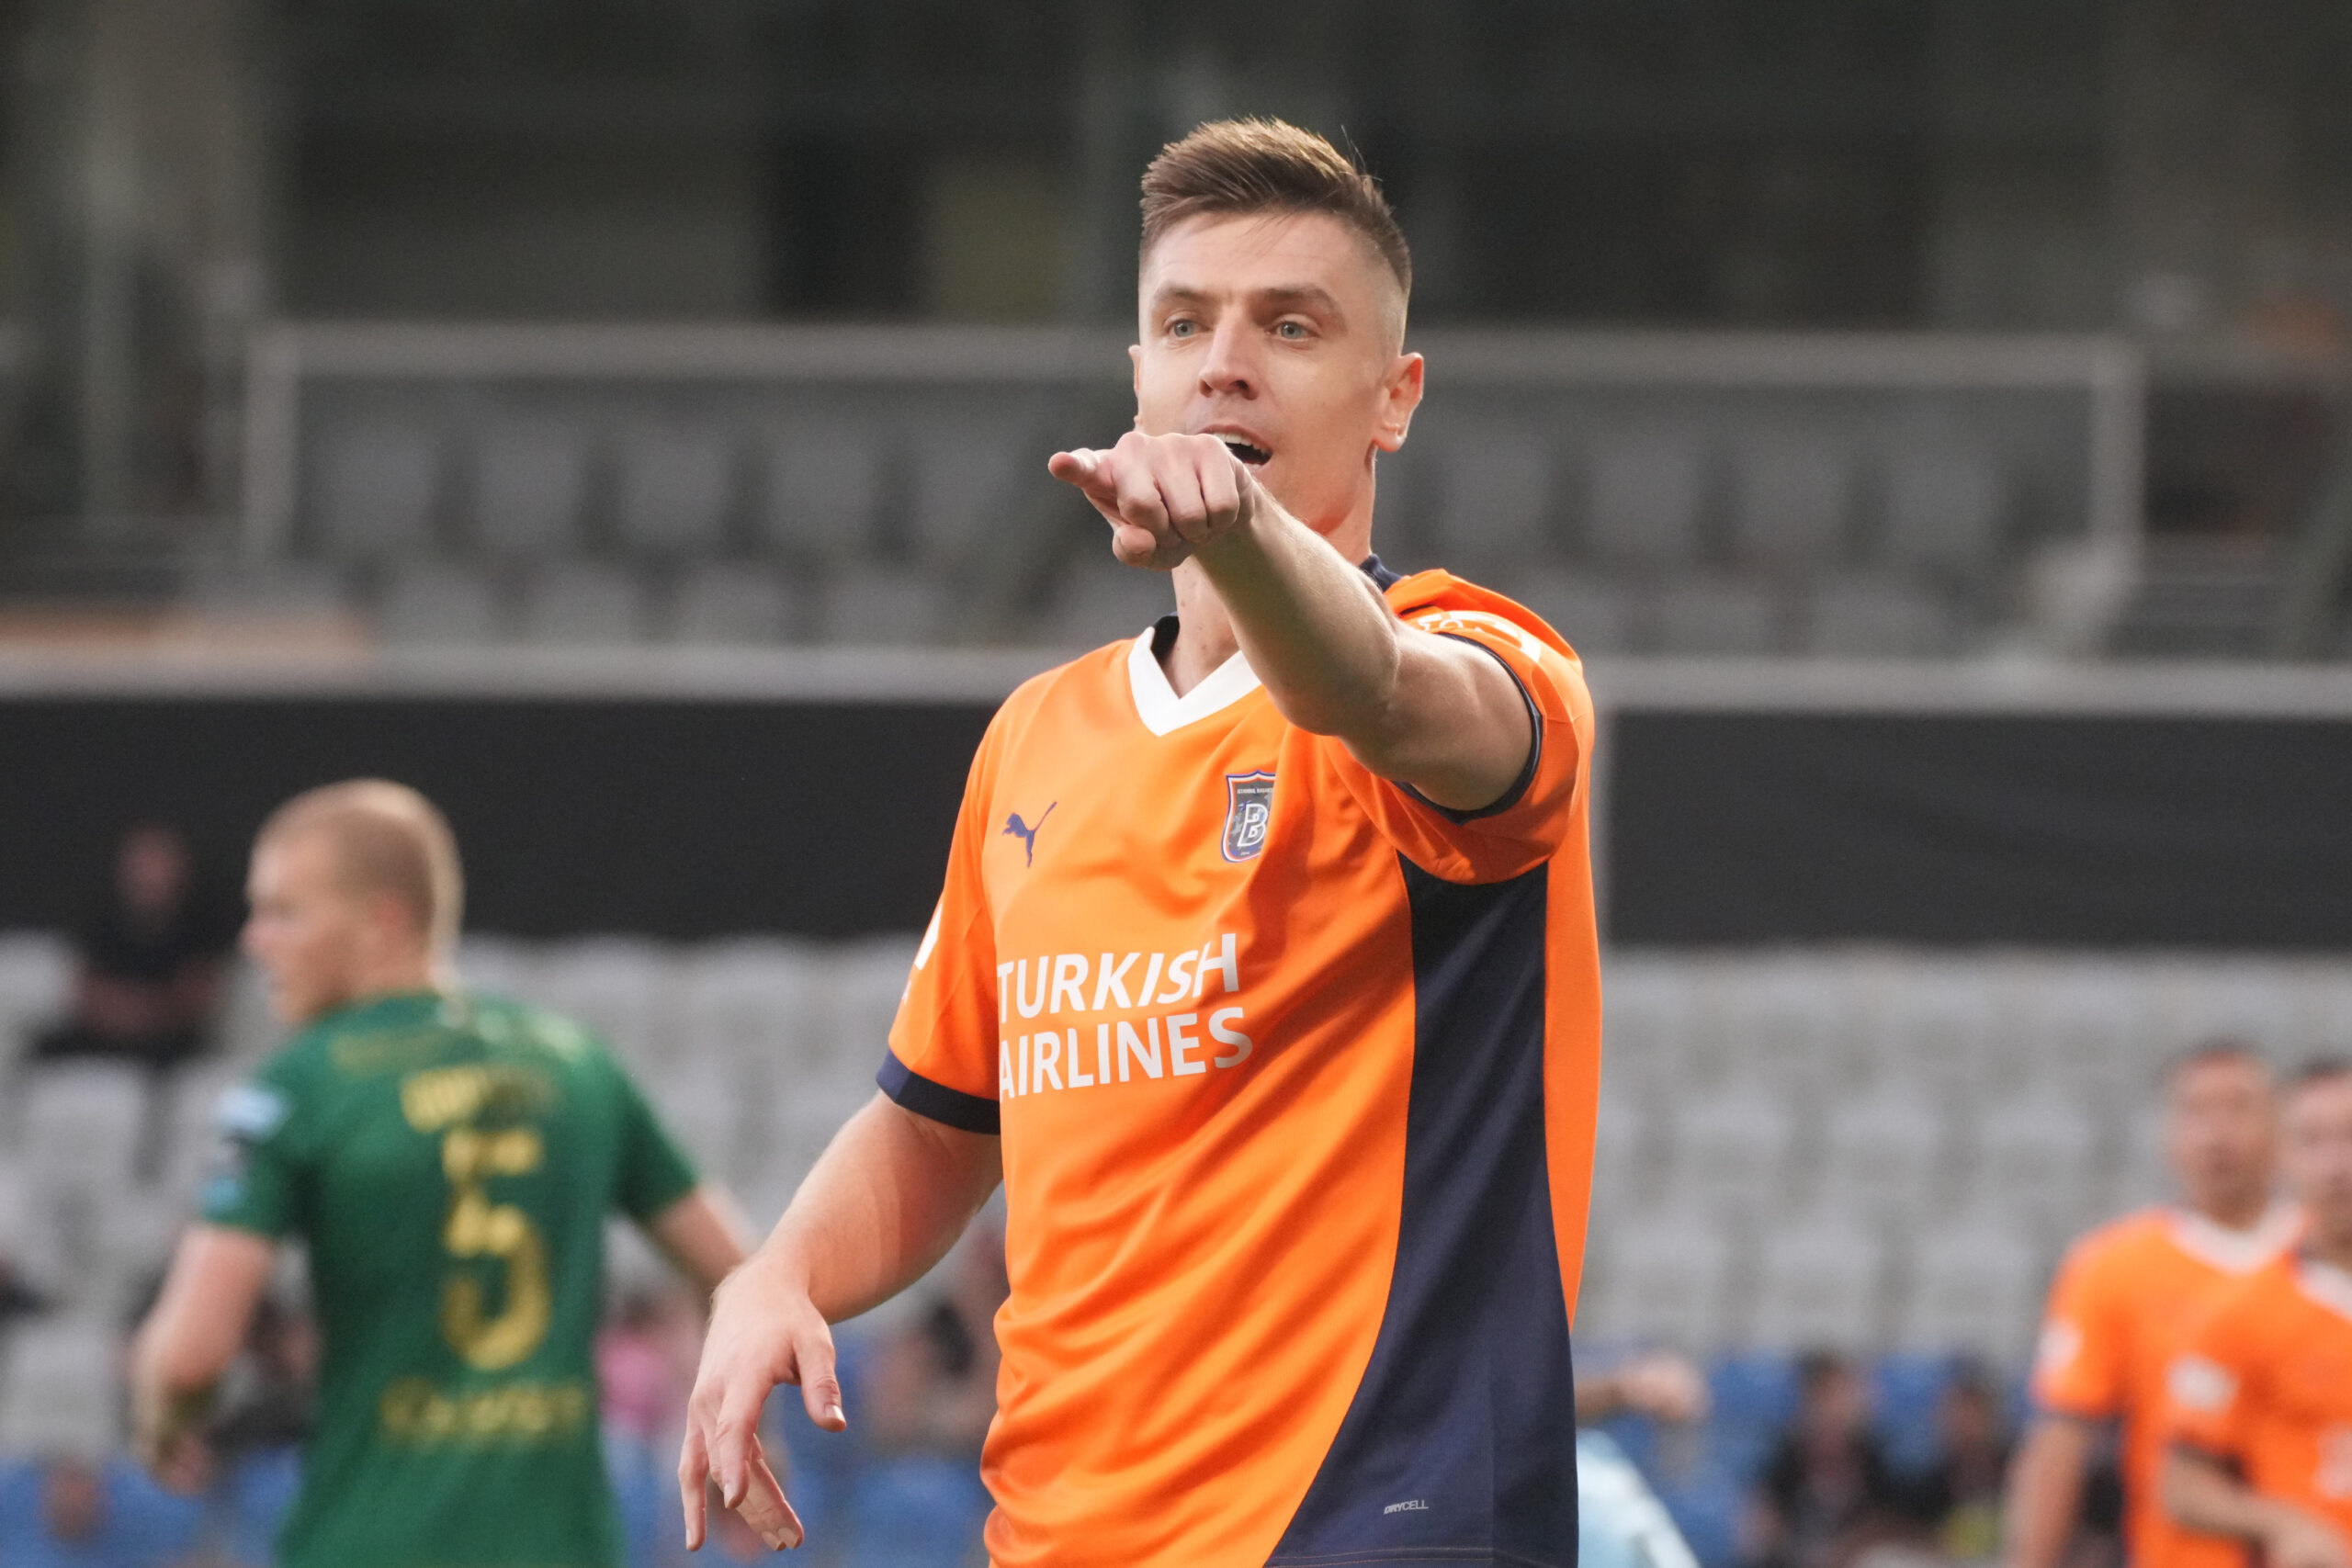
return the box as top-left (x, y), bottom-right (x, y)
top-left (1704, 1351), bottom-right (1801, 1480)
top-left (1872, 1352), bottom-right (1957, 1476)
top-left (220, 1448), bottom-right (302, 1567)
top-left (843, 1457), bottom-right (990, 1568)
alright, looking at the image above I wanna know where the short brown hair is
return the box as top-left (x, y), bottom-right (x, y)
top-left (1139, 118), bottom-right (1412, 299)
top-left (259, 779), bottom-right (464, 954)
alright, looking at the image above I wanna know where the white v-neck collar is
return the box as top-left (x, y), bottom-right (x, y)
top-left (1126, 625), bottom-right (1262, 737)
top-left (2298, 1255), bottom-right (2352, 1325)
top-left (2168, 1201), bottom-right (2301, 1275)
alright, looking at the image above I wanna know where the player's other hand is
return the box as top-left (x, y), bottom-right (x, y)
top-left (2266, 1509), bottom-right (2352, 1568)
top-left (1049, 431), bottom-right (1260, 570)
top-left (679, 1259), bottom-right (844, 1552)
top-left (1613, 1351), bottom-right (1712, 1425)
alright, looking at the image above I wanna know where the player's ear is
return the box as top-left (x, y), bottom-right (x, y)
top-left (1374, 353), bottom-right (1425, 455)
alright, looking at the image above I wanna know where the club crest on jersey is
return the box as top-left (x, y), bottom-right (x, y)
top-left (1222, 772), bottom-right (1276, 863)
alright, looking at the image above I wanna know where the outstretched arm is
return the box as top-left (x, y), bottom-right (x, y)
top-left (130, 1225), bottom-right (276, 1487)
top-left (2002, 1415), bottom-right (2095, 1568)
top-left (2164, 1446), bottom-right (2352, 1568)
top-left (678, 1093), bottom-right (1001, 1552)
top-left (1050, 434), bottom-right (1533, 813)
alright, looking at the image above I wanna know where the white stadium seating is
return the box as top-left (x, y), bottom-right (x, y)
top-left (0, 934), bottom-right (2341, 1394)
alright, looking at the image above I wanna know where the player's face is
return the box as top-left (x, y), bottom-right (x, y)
top-left (2167, 1055), bottom-right (2278, 1210)
top-left (1133, 211), bottom-right (1422, 546)
top-left (243, 830), bottom-right (374, 1025)
top-left (2283, 1076), bottom-right (2352, 1236)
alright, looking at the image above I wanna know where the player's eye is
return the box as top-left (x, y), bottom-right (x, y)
top-left (1169, 319), bottom-right (1198, 339)
top-left (1274, 320), bottom-right (1310, 340)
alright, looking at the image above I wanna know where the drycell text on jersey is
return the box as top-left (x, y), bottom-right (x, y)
top-left (995, 934), bottom-right (1253, 1098)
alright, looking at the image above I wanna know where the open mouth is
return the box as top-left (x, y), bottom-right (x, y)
top-left (1217, 436), bottom-right (1272, 466)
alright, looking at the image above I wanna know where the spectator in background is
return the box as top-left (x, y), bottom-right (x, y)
top-left (1747, 1351), bottom-right (1912, 1568)
top-left (35, 823), bottom-right (234, 1071)
top-left (865, 1224), bottom-right (1008, 1461)
top-left (1910, 1362), bottom-right (2016, 1562)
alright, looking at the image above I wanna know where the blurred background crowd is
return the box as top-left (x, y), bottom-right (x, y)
top-left (7, 1), bottom-right (2352, 1565)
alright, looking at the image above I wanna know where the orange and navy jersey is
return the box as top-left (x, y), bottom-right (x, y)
top-left (2163, 1252), bottom-right (2352, 1541)
top-left (2033, 1203), bottom-right (2299, 1568)
top-left (879, 561), bottom-right (1600, 1567)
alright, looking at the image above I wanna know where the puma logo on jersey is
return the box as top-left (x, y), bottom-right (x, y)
top-left (1003, 803), bottom-right (1056, 866)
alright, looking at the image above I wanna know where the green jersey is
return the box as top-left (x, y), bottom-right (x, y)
top-left (203, 989), bottom-right (700, 1568)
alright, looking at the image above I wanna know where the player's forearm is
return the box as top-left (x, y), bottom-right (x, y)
top-left (2163, 1447), bottom-right (2291, 1543)
top-left (2003, 1416), bottom-right (2093, 1568)
top-left (745, 1095), bottom-right (1000, 1324)
top-left (1191, 502), bottom-right (1406, 744)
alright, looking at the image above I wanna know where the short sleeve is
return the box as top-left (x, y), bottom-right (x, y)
top-left (879, 725), bottom-right (1003, 1135)
top-left (1320, 601), bottom-right (1589, 885)
top-left (2163, 1299), bottom-right (2259, 1463)
top-left (610, 1058), bottom-right (701, 1222)
top-left (198, 1066), bottom-right (309, 1238)
top-left (2030, 1238), bottom-right (2132, 1419)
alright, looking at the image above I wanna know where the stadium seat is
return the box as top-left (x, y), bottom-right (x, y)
top-left (2014, 964), bottom-right (2154, 1102)
top-left (1805, 574), bottom-right (1960, 658)
top-left (1880, 447), bottom-right (2005, 576)
top-left (670, 561), bottom-right (802, 645)
top-left (1747, 1221), bottom-right (1886, 1352)
top-left (1648, 576), bottom-right (1783, 656)
top-left (1430, 427), bottom-right (1559, 571)
top-left (1702, 962), bottom-right (1852, 1097)
top-left (455, 934), bottom-right (546, 1005)
top-left (1045, 558), bottom-right (1178, 650)
top-left (1661, 1090), bottom-right (1798, 1219)
top-left (1514, 569), bottom-right (1637, 655)
top-left (220, 1448), bottom-right (303, 1568)
top-left (1963, 1097), bottom-right (2104, 1242)
top-left (309, 421), bottom-right (445, 559)
top-left (375, 561), bottom-right (504, 645)
top-left (1599, 959), bottom-right (1702, 1104)
top-left (844, 1454), bottom-right (992, 1568)
top-left (515, 562), bottom-right (648, 645)
top-left (1729, 436), bottom-right (1851, 564)
top-left (1872, 1352), bottom-right (1960, 1475)
top-left (1584, 432), bottom-right (1708, 566)
top-left (1864, 969), bottom-right (2004, 1101)
top-left (1897, 1224), bottom-right (2045, 1364)
top-left (527, 938), bottom-right (680, 1069)
top-left (0, 933), bottom-right (72, 1065)
top-left (1817, 1092), bottom-right (1948, 1225)
top-left (759, 422), bottom-right (888, 563)
top-left (1577, 1216), bottom-right (1733, 1352)
top-left (16, 1065), bottom-right (148, 1199)
top-left (1590, 1092), bottom-right (1655, 1222)
top-left (818, 567), bottom-right (955, 645)
top-left (0, 1315), bottom-right (119, 1458)
top-left (156, 1062), bottom-right (246, 1206)
top-left (614, 421), bottom-right (740, 558)
top-left (469, 419), bottom-right (590, 561)
top-left (2154, 962), bottom-right (2307, 1061)
top-left (909, 423), bottom-right (1036, 569)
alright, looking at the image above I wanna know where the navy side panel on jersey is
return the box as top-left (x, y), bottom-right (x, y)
top-left (1268, 857), bottom-right (1577, 1568)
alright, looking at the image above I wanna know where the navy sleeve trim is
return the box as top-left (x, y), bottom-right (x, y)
top-left (876, 1049), bottom-right (1001, 1135)
top-left (1396, 635), bottom-right (1546, 825)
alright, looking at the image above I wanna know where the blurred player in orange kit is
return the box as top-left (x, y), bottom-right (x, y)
top-left (2163, 1060), bottom-right (2352, 1568)
top-left (2005, 1044), bottom-right (2296, 1568)
top-left (679, 118), bottom-right (1602, 1566)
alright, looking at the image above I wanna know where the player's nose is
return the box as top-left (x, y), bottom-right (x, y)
top-left (1195, 320), bottom-right (1258, 398)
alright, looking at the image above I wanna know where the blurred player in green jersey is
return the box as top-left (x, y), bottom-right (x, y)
top-left (131, 780), bottom-right (750, 1568)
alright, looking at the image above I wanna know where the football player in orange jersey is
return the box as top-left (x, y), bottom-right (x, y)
top-left (2005, 1044), bottom-right (2293, 1568)
top-left (2163, 1060), bottom-right (2352, 1568)
top-left (681, 118), bottom-right (1603, 1566)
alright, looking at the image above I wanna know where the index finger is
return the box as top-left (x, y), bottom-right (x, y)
top-left (677, 1422), bottom-right (710, 1551)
